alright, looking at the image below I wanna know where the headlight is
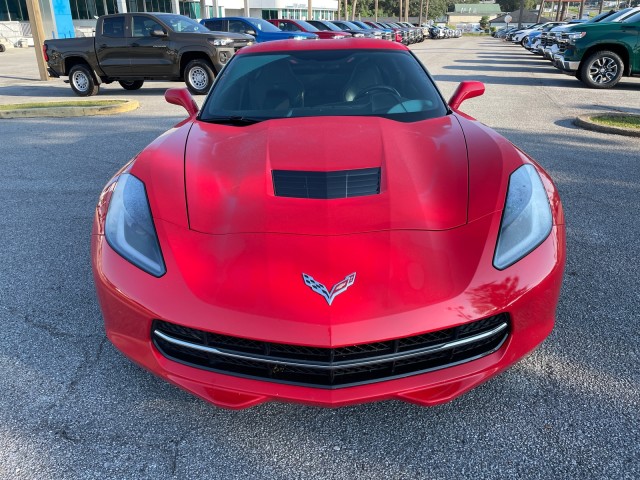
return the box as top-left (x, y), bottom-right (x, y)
top-left (105, 173), bottom-right (166, 277)
top-left (493, 165), bottom-right (552, 270)
top-left (567, 31), bottom-right (586, 44)
top-left (292, 35), bottom-right (306, 40)
top-left (209, 38), bottom-right (234, 46)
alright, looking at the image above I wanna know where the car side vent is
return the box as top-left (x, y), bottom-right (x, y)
top-left (272, 168), bottom-right (381, 199)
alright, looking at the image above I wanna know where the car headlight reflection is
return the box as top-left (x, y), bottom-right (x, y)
top-left (105, 173), bottom-right (166, 277)
top-left (493, 164), bottom-right (552, 270)
top-left (209, 38), bottom-right (234, 46)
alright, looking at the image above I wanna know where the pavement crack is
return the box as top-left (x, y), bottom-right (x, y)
top-left (3, 304), bottom-right (103, 341)
top-left (169, 430), bottom-right (190, 476)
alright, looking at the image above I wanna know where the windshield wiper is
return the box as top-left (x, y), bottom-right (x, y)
top-left (201, 115), bottom-right (265, 126)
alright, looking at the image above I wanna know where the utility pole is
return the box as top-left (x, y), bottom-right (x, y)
top-left (308, 0), bottom-right (312, 20)
top-left (200, 0), bottom-right (206, 18)
top-left (399, 0), bottom-right (403, 22)
top-left (24, 0), bottom-right (50, 81)
top-left (419, 0), bottom-right (424, 25)
top-left (375, 0), bottom-right (378, 21)
top-left (404, 0), bottom-right (409, 23)
top-left (244, 0), bottom-right (249, 17)
top-left (517, 0), bottom-right (524, 28)
top-left (536, 1), bottom-right (544, 22)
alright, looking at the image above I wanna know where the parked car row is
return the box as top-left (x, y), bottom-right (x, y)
top-left (200, 17), bottom-right (426, 46)
top-left (494, 7), bottom-right (640, 88)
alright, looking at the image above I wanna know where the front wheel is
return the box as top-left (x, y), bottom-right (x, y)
top-left (184, 59), bottom-right (215, 95)
top-left (578, 51), bottom-right (624, 89)
top-left (69, 64), bottom-right (99, 96)
top-left (119, 80), bottom-right (144, 91)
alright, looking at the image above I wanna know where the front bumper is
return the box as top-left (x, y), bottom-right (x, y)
top-left (553, 54), bottom-right (580, 73)
top-left (92, 209), bottom-right (565, 409)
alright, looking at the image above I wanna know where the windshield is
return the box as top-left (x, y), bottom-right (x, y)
top-left (590, 10), bottom-right (614, 22)
top-left (341, 21), bottom-right (362, 30)
top-left (603, 7), bottom-right (637, 22)
top-left (309, 20), bottom-right (342, 32)
top-left (248, 18), bottom-right (282, 32)
top-left (622, 11), bottom-right (640, 23)
top-left (351, 21), bottom-right (371, 29)
top-left (161, 15), bottom-right (210, 33)
top-left (200, 49), bottom-right (447, 124)
top-left (292, 20), bottom-right (319, 32)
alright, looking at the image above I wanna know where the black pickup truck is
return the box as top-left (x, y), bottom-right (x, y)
top-left (44, 13), bottom-right (254, 96)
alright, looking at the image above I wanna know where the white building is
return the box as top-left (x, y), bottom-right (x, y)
top-left (113, 0), bottom-right (338, 22)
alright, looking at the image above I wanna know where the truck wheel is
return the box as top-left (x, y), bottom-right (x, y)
top-left (578, 51), bottom-right (624, 89)
top-left (119, 80), bottom-right (144, 91)
top-left (184, 59), bottom-right (214, 95)
top-left (69, 64), bottom-right (99, 96)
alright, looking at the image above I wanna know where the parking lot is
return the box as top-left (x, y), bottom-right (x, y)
top-left (0, 37), bottom-right (639, 479)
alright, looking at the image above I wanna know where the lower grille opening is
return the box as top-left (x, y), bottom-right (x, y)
top-left (152, 314), bottom-right (510, 389)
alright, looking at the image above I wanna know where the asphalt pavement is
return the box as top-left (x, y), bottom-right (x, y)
top-left (0, 39), bottom-right (638, 479)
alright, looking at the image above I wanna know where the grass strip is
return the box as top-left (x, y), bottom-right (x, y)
top-left (0, 100), bottom-right (124, 111)
top-left (590, 115), bottom-right (640, 130)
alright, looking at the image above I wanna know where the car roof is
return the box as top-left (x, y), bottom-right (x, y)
top-left (235, 38), bottom-right (408, 54)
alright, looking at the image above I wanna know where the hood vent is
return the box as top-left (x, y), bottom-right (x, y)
top-left (272, 168), bottom-right (381, 199)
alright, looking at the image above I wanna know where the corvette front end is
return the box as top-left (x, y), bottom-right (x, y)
top-left (92, 40), bottom-right (565, 409)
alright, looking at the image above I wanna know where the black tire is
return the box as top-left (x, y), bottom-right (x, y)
top-left (0, 44), bottom-right (5, 53)
top-left (578, 50), bottom-right (624, 89)
top-left (69, 64), bottom-right (99, 96)
top-left (119, 80), bottom-right (144, 91)
top-left (184, 59), bottom-right (215, 95)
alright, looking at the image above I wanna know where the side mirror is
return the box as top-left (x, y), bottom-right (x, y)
top-left (246, 29), bottom-right (256, 36)
top-left (165, 88), bottom-right (199, 118)
top-left (448, 81), bottom-right (485, 110)
top-left (150, 29), bottom-right (167, 37)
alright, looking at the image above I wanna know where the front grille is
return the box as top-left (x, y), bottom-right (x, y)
top-left (272, 168), bottom-right (381, 199)
top-left (152, 314), bottom-right (510, 388)
top-left (540, 33), bottom-right (549, 47)
top-left (558, 41), bottom-right (567, 54)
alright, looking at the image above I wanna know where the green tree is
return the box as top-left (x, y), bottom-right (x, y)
top-left (495, 0), bottom-right (536, 13)
top-left (346, 0), bottom-right (453, 20)
top-left (479, 15), bottom-right (489, 29)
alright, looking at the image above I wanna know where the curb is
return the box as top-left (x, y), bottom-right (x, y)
top-left (0, 99), bottom-right (139, 119)
top-left (574, 112), bottom-right (640, 138)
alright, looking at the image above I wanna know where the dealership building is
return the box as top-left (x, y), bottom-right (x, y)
top-left (0, 0), bottom-right (338, 40)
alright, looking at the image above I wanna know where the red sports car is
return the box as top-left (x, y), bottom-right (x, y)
top-left (92, 39), bottom-right (565, 409)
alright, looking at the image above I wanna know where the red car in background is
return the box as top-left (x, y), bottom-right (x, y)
top-left (268, 19), bottom-right (351, 39)
top-left (92, 39), bottom-right (565, 410)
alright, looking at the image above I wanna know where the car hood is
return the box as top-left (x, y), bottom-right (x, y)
top-left (565, 22), bottom-right (623, 33)
top-left (184, 115), bottom-right (469, 235)
top-left (259, 31), bottom-right (317, 40)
